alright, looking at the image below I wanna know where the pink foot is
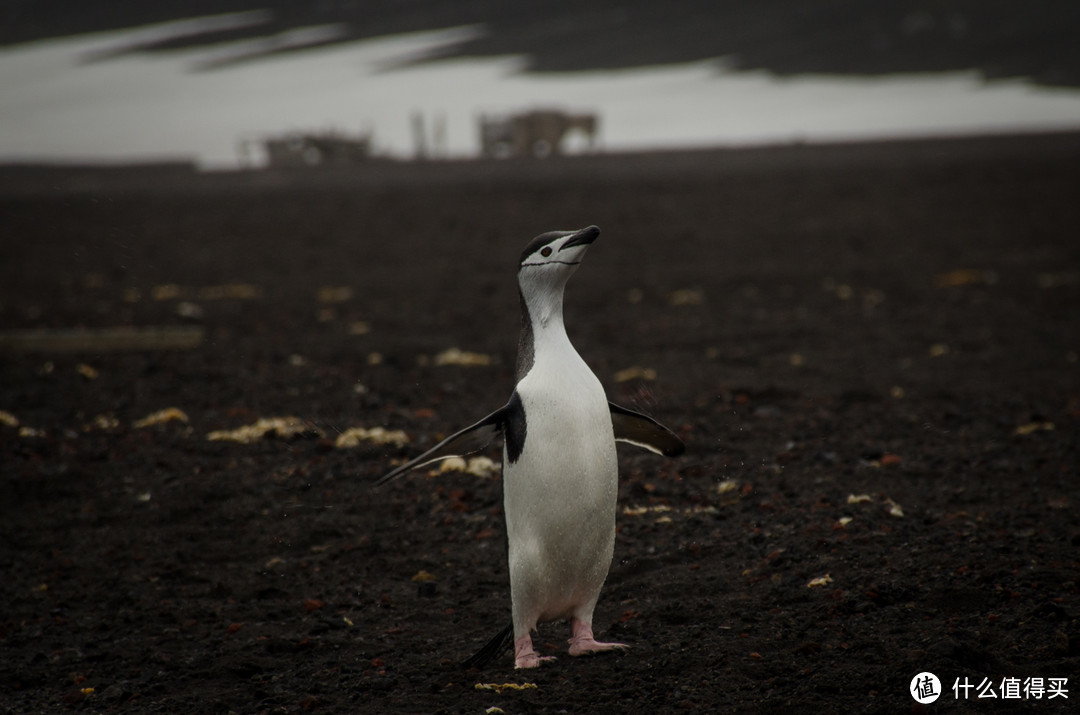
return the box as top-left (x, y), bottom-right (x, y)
top-left (567, 618), bottom-right (629, 657)
top-left (514, 633), bottom-right (556, 669)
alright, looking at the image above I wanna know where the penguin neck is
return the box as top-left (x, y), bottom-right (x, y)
top-left (516, 282), bottom-right (574, 380)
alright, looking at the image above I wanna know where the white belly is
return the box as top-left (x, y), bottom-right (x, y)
top-left (503, 357), bottom-right (618, 627)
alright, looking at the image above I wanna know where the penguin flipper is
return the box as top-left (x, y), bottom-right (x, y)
top-left (609, 402), bottom-right (685, 457)
top-left (374, 405), bottom-right (508, 486)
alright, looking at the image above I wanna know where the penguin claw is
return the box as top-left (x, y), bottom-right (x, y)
top-left (514, 634), bottom-right (555, 669)
top-left (567, 639), bottom-right (630, 657)
top-left (567, 618), bottom-right (629, 657)
top-left (514, 654), bottom-right (557, 669)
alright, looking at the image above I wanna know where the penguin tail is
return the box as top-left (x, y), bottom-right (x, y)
top-left (461, 622), bottom-right (513, 669)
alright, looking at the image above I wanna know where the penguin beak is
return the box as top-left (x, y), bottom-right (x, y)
top-left (560, 225), bottom-right (600, 251)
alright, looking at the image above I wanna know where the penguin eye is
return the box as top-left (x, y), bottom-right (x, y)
top-left (540, 247), bottom-right (553, 257)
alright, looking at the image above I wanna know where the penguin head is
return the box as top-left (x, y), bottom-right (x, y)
top-left (518, 225), bottom-right (600, 277)
top-left (517, 225), bottom-right (599, 329)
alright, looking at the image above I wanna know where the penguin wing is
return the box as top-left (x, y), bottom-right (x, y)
top-left (609, 402), bottom-right (685, 457)
top-left (374, 405), bottom-right (509, 486)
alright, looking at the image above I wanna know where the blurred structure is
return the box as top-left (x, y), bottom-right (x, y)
top-left (238, 130), bottom-right (372, 168)
top-left (479, 109), bottom-right (599, 158)
top-left (412, 111), bottom-right (448, 160)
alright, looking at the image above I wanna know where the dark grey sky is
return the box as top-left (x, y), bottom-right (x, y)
top-left (3, 1), bottom-right (1079, 86)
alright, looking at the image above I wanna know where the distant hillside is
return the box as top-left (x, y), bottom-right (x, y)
top-left (3, 0), bottom-right (1079, 86)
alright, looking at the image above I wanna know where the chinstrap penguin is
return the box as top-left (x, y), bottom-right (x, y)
top-left (378, 225), bottom-right (684, 668)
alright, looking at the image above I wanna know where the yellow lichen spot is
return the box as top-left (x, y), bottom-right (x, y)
top-left (437, 456), bottom-right (500, 477)
top-left (935, 269), bottom-right (997, 288)
top-left (885, 498), bottom-right (905, 518)
top-left (716, 480), bottom-right (739, 494)
top-left (198, 284), bottom-right (262, 300)
top-left (1014, 421), bottom-right (1055, 436)
top-left (348, 321), bottom-right (371, 336)
top-left (133, 407), bottom-right (189, 429)
top-left (334, 426), bottom-right (409, 449)
top-left (475, 683), bottom-right (539, 694)
top-left (87, 414), bottom-right (120, 431)
top-left (411, 570), bottom-right (438, 583)
top-left (0, 410), bottom-right (19, 428)
top-left (837, 516), bottom-right (853, 527)
top-left (76, 363), bottom-right (99, 380)
top-left (317, 286), bottom-right (353, 303)
top-left (668, 288), bottom-right (704, 306)
top-left (614, 366), bottom-right (657, 382)
top-left (434, 348), bottom-right (492, 367)
top-left (467, 456), bottom-right (499, 477)
top-left (928, 343), bottom-right (950, 358)
top-left (207, 416), bottom-right (315, 443)
top-left (152, 284), bottom-right (182, 301)
top-left (807, 574), bottom-right (833, 588)
top-left (846, 494), bottom-right (873, 504)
